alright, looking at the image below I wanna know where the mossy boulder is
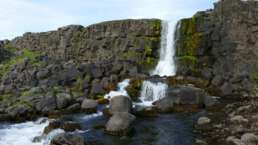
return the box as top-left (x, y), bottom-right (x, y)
top-left (125, 78), bottom-right (143, 101)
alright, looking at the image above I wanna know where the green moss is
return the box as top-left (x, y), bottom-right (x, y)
top-left (177, 55), bottom-right (199, 75)
top-left (151, 20), bottom-right (162, 32)
top-left (126, 79), bottom-right (143, 101)
top-left (0, 48), bottom-right (41, 79)
top-left (177, 16), bottom-right (204, 57)
top-left (51, 86), bottom-right (65, 95)
top-left (144, 45), bottom-right (152, 56)
top-left (175, 15), bottom-right (206, 76)
top-left (122, 51), bottom-right (141, 60)
top-left (251, 73), bottom-right (258, 89)
top-left (0, 93), bottom-right (12, 101)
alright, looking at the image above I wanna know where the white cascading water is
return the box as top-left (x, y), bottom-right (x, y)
top-left (139, 21), bottom-right (178, 106)
top-left (104, 79), bottom-right (130, 99)
top-left (152, 21), bottom-right (176, 77)
top-left (0, 112), bottom-right (103, 145)
top-left (0, 118), bottom-right (64, 145)
top-left (139, 81), bottom-right (168, 106)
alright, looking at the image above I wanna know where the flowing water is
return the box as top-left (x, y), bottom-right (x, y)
top-left (152, 21), bottom-right (177, 77)
top-left (78, 112), bottom-right (203, 145)
top-left (138, 80), bottom-right (168, 106)
top-left (139, 20), bottom-right (179, 106)
top-left (0, 118), bottom-right (65, 145)
top-left (0, 20), bottom-right (197, 145)
top-left (104, 79), bottom-right (130, 99)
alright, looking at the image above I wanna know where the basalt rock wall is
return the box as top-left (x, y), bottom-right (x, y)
top-left (9, 19), bottom-right (161, 72)
top-left (176, 0), bottom-right (258, 97)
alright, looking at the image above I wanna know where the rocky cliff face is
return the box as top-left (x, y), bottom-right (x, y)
top-left (0, 19), bottom-right (161, 121)
top-left (0, 41), bottom-right (12, 63)
top-left (10, 19), bottom-right (161, 71)
top-left (176, 0), bottom-right (258, 97)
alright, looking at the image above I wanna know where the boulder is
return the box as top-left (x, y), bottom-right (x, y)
top-left (44, 120), bottom-right (81, 134)
top-left (50, 133), bottom-right (85, 145)
top-left (109, 95), bottom-right (132, 115)
top-left (56, 93), bottom-right (72, 109)
top-left (90, 79), bottom-right (105, 96)
top-left (36, 95), bottom-right (57, 114)
top-left (81, 99), bottom-right (98, 113)
top-left (154, 85), bottom-right (206, 112)
top-left (133, 105), bottom-right (158, 117)
top-left (105, 112), bottom-right (135, 136)
top-left (6, 104), bottom-right (34, 121)
top-left (36, 69), bottom-right (50, 80)
top-left (65, 103), bottom-right (81, 113)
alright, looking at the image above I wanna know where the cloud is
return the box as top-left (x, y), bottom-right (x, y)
top-left (0, 0), bottom-right (217, 40)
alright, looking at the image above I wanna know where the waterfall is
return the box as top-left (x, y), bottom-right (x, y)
top-left (139, 20), bottom-right (178, 106)
top-left (139, 81), bottom-right (168, 106)
top-left (104, 79), bottom-right (130, 99)
top-left (151, 21), bottom-right (177, 77)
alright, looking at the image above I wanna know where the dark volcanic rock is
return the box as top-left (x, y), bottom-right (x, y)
top-left (10, 19), bottom-right (161, 73)
top-left (50, 133), bottom-right (85, 145)
top-left (109, 95), bottom-right (132, 115)
top-left (105, 112), bottom-right (135, 136)
top-left (175, 0), bottom-right (258, 97)
top-left (81, 99), bottom-right (98, 113)
top-left (0, 19), bottom-right (161, 120)
top-left (44, 120), bottom-right (81, 134)
top-left (154, 85), bottom-right (207, 112)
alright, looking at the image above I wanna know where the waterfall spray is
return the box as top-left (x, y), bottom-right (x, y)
top-left (152, 21), bottom-right (177, 77)
top-left (139, 20), bottom-right (178, 106)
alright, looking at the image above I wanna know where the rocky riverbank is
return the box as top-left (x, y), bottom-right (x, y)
top-left (0, 0), bottom-right (257, 145)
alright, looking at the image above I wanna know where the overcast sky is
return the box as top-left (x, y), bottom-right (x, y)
top-left (0, 0), bottom-right (218, 40)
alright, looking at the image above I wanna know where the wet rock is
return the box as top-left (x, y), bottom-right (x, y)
top-left (105, 112), bottom-right (135, 136)
top-left (44, 120), bottom-right (62, 134)
top-left (50, 133), bottom-right (85, 145)
top-left (197, 117), bottom-right (211, 125)
top-left (154, 85), bottom-right (206, 112)
top-left (97, 98), bottom-right (109, 105)
top-left (109, 95), bottom-right (132, 115)
top-left (133, 105), bottom-right (158, 117)
top-left (62, 121), bottom-right (82, 132)
top-left (81, 99), bottom-right (98, 113)
top-left (44, 120), bottom-right (81, 134)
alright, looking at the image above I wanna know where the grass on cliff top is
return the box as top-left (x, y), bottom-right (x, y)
top-left (0, 48), bottom-right (41, 79)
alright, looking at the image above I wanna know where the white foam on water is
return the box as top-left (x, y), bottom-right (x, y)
top-left (152, 21), bottom-right (177, 77)
top-left (42, 129), bottom-right (65, 145)
top-left (0, 118), bottom-right (49, 145)
top-left (0, 112), bottom-right (104, 145)
top-left (80, 112), bottom-right (103, 120)
top-left (104, 79), bottom-right (130, 99)
top-left (138, 20), bottom-right (179, 106)
top-left (138, 80), bottom-right (168, 106)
